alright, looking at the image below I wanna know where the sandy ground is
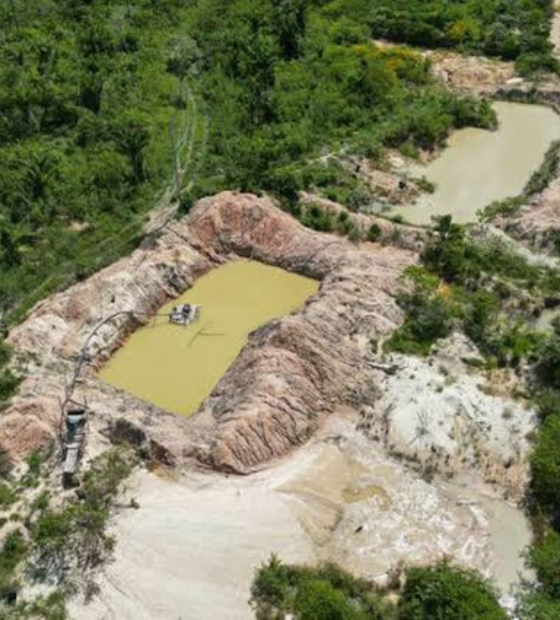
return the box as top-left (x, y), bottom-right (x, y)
top-left (68, 464), bottom-right (316, 620)
top-left (69, 410), bottom-right (532, 620)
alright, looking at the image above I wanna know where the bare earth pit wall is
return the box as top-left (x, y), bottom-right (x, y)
top-left (1, 192), bottom-right (416, 474)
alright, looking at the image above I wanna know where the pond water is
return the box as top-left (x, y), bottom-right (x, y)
top-left (387, 101), bottom-right (560, 225)
top-left (99, 260), bottom-right (318, 416)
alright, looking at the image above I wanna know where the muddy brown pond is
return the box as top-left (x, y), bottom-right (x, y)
top-left (388, 101), bottom-right (560, 225)
top-left (99, 260), bottom-right (318, 415)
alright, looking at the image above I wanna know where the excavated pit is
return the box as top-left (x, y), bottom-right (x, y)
top-left (2, 192), bottom-right (416, 473)
top-left (98, 260), bottom-right (319, 417)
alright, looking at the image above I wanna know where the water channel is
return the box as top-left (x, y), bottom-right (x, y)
top-left (99, 260), bottom-right (318, 415)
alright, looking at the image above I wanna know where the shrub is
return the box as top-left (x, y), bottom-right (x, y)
top-left (535, 390), bottom-right (560, 421)
top-left (25, 589), bottom-right (69, 620)
top-left (294, 579), bottom-right (364, 619)
top-left (0, 369), bottom-right (21, 406)
top-left (347, 223), bottom-right (362, 243)
top-left (0, 481), bottom-right (16, 508)
top-left (301, 205), bottom-right (335, 233)
top-left (422, 215), bottom-right (476, 284)
top-left (462, 291), bottom-right (498, 346)
top-left (27, 451), bottom-right (41, 478)
top-left (22, 450), bottom-right (43, 488)
top-left (0, 341), bottom-right (12, 368)
top-left (399, 562), bottom-right (506, 620)
top-left (517, 590), bottom-right (560, 620)
top-left (0, 530), bottom-right (28, 596)
top-left (367, 224), bottom-right (382, 242)
top-left (386, 275), bottom-right (452, 355)
top-left (250, 557), bottom-right (391, 619)
top-left (535, 333), bottom-right (560, 389)
top-left (530, 415), bottom-right (560, 520)
top-left (529, 531), bottom-right (560, 599)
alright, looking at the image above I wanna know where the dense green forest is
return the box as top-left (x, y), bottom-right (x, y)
top-left (0, 0), bottom-right (497, 324)
top-left (0, 2), bottom-right (555, 321)
top-left (367, 0), bottom-right (557, 73)
top-left (0, 1), bottom-right (198, 323)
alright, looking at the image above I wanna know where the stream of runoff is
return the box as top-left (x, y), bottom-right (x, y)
top-left (388, 101), bottom-right (560, 225)
top-left (99, 260), bottom-right (318, 416)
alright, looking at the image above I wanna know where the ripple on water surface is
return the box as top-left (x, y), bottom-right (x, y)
top-left (99, 260), bottom-right (318, 415)
top-left (388, 101), bottom-right (560, 225)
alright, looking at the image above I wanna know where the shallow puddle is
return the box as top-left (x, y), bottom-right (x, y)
top-left (99, 260), bottom-right (318, 415)
top-left (388, 101), bottom-right (560, 225)
top-left (341, 484), bottom-right (391, 508)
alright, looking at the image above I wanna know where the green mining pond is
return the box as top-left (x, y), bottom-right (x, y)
top-left (99, 260), bottom-right (319, 416)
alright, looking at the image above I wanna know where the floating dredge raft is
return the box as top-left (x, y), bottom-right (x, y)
top-left (168, 303), bottom-right (200, 326)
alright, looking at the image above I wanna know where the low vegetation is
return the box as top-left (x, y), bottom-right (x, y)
top-left (386, 215), bottom-right (558, 364)
top-left (0, 340), bottom-right (20, 407)
top-left (250, 557), bottom-right (506, 619)
top-left (0, 447), bottom-right (136, 618)
top-left (31, 449), bottom-right (135, 585)
top-left (385, 270), bottom-right (453, 356)
top-left (0, 532), bottom-right (28, 603)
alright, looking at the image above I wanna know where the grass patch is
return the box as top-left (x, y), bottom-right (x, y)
top-left (31, 448), bottom-right (135, 584)
top-left (0, 531), bottom-right (28, 601)
top-left (0, 483), bottom-right (16, 509)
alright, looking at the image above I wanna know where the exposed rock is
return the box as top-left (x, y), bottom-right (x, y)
top-left (2, 192), bottom-right (416, 474)
top-left (426, 50), bottom-right (516, 95)
top-left (374, 40), bottom-right (516, 95)
top-left (337, 155), bottom-right (421, 205)
top-left (361, 349), bottom-right (537, 500)
top-left (432, 331), bottom-right (485, 371)
top-left (493, 167), bottom-right (560, 254)
top-left (68, 410), bottom-right (533, 620)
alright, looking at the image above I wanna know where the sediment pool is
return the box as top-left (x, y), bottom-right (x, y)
top-left (388, 101), bottom-right (560, 225)
top-left (99, 260), bottom-right (318, 415)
